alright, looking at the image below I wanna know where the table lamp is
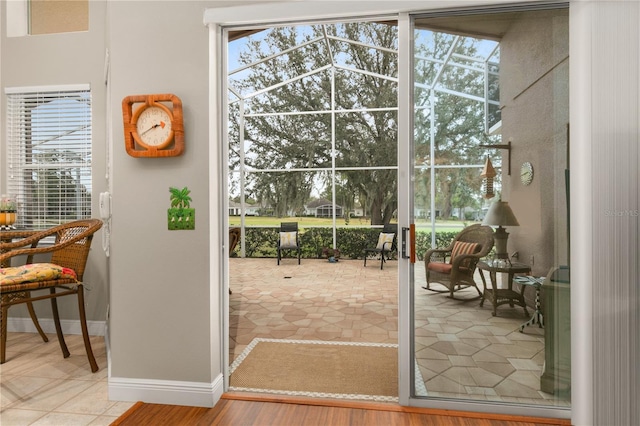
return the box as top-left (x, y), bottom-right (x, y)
top-left (482, 200), bottom-right (519, 260)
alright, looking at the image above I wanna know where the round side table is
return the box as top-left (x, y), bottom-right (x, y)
top-left (477, 259), bottom-right (531, 316)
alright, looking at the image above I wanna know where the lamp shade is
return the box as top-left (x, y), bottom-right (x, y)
top-left (482, 201), bottom-right (519, 227)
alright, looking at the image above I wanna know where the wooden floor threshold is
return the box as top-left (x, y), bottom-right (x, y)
top-left (113, 392), bottom-right (571, 426)
top-left (223, 392), bottom-right (571, 424)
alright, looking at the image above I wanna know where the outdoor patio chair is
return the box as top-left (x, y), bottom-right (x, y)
top-left (229, 227), bottom-right (240, 294)
top-left (277, 222), bottom-right (301, 265)
top-left (423, 223), bottom-right (494, 300)
top-left (229, 227), bottom-right (240, 257)
top-left (0, 219), bottom-right (103, 372)
top-left (363, 223), bottom-right (397, 270)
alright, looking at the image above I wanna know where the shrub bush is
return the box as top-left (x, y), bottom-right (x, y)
top-left (232, 226), bottom-right (460, 261)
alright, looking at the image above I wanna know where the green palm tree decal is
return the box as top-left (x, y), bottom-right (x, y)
top-left (169, 187), bottom-right (192, 209)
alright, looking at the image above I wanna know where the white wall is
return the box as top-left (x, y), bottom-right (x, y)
top-left (581, 2), bottom-right (639, 425)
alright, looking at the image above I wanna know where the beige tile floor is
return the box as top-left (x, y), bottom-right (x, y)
top-left (0, 333), bottom-right (134, 425)
top-left (230, 257), bottom-right (399, 360)
top-left (230, 257), bottom-right (570, 408)
top-left (0, 256), bottom-right (567, 426)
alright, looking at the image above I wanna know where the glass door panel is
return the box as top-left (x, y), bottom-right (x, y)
top-left (407, 6), bottom-right (571, 415)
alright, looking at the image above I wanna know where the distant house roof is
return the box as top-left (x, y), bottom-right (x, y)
top-left (306, 198), bottom-right (332, 209)
top-left (229, 200), bottom-right (260, 209)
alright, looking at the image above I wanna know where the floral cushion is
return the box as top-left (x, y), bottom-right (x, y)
top-left (376, 233), bottom-right (395, 250)
top-left (279, 231), bottom-right (297, 248)
top-left (0, 263), bottom-right (77, 286)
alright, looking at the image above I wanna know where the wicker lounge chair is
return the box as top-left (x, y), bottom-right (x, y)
top-left (423, 224), bottom-right (494, 299)
top-left (229, 228), bottom-right (240, 294)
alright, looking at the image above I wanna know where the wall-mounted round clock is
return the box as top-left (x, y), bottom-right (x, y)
top-left (122, 94), bottom-right (184, 157)
top-left (520, 161), bottom-right (534, 185)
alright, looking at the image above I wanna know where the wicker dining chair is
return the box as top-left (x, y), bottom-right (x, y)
top-left (0, 219), bottom-right (103, 372)
top-left (1, 231), bottom-right (50, 348)
top-left (423, 223), bottom-right (494, 300)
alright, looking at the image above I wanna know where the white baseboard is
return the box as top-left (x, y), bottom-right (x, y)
top-left (6, 317), bottom-right (106, 337)
top-left (10, 318), bottom-right (225, 408)
top-left (108, 373), bottom-right (224, 408)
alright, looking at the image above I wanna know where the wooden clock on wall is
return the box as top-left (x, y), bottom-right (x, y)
top-left (122, 93), bottom-right (184, 158)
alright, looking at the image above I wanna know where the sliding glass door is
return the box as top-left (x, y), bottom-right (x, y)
top-left (214, 1), bottom-right (571, 419)
top-left (401, 5), bottom-right (571, 418)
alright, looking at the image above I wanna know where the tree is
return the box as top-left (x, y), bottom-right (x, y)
top-left (229, 22), bottom-right (398, 224)
top-left (320, 174), bottom-right (358, 219)
top-left (413, 33), bottom-right (501, 217)
top-left (229, 24), bottom-right (500, 224)
top-left (32, 150), bottom-right (90, 220)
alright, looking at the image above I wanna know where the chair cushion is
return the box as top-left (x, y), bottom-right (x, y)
top-left (427, 262), bottom-right (453, 274)
top-left (279, 231), bottom-right (297, 248)
top-left (376, 233), bottom-right (395, 250)
top-left (450, 241), bottom-right (479, 263)
top-left (0, 263), bottom-right (77, 286)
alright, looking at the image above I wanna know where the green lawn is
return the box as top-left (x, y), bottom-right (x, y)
top-left (229, 216), bottom-right (372, 227)
top-left (228, 216), bottom-right (478, 233)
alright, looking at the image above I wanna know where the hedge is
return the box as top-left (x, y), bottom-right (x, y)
top-left (231, 227), bottom-right (459, 261)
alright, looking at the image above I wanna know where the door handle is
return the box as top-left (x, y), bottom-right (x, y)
top-left (401, 225), bottom-right (416, 263)
top-left (401, 227), bottom-right (409, 259)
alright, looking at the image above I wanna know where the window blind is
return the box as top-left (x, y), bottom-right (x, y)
top-left (5, 86), bottom-right (92, 230)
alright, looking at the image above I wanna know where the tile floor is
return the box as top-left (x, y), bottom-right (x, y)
top-left (229, 257), bottom-right (399, 360)
top-left (230, 257), bottom-right (570, 408)
top-left (0, 256), bottom-right (568, 426)
top-left (0, 333), bottom-right (134, 425)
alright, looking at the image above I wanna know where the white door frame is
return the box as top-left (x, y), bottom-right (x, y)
top-left (206, 1), bottom-right (587, 422)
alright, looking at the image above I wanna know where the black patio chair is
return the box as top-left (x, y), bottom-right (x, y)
top-left (277, 222), bottom-right (301, 265)
top-left (363, 223), bottom-right (397, 270)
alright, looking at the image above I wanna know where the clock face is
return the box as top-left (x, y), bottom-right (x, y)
top-left (136, 106), bottom-right (173, 148)
top-left (122, 94), bottom-right (184, 158)
top-left (520, 162), bottom-right (534, 185)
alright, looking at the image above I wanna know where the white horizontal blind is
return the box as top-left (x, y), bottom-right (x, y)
top-left (5, 87), bottom-right (92, 230)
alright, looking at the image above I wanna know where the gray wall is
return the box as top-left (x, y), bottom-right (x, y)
top-left (107, 0), bottom-right (217, 382)
top-left (0, 0), bottom-right (109, 326)
top-left (0, 0), bottom-right (240, 386)
top-left (2, 2), bottom-right (638, 422)
top-left (500, 8), bottom-right (570, 277)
